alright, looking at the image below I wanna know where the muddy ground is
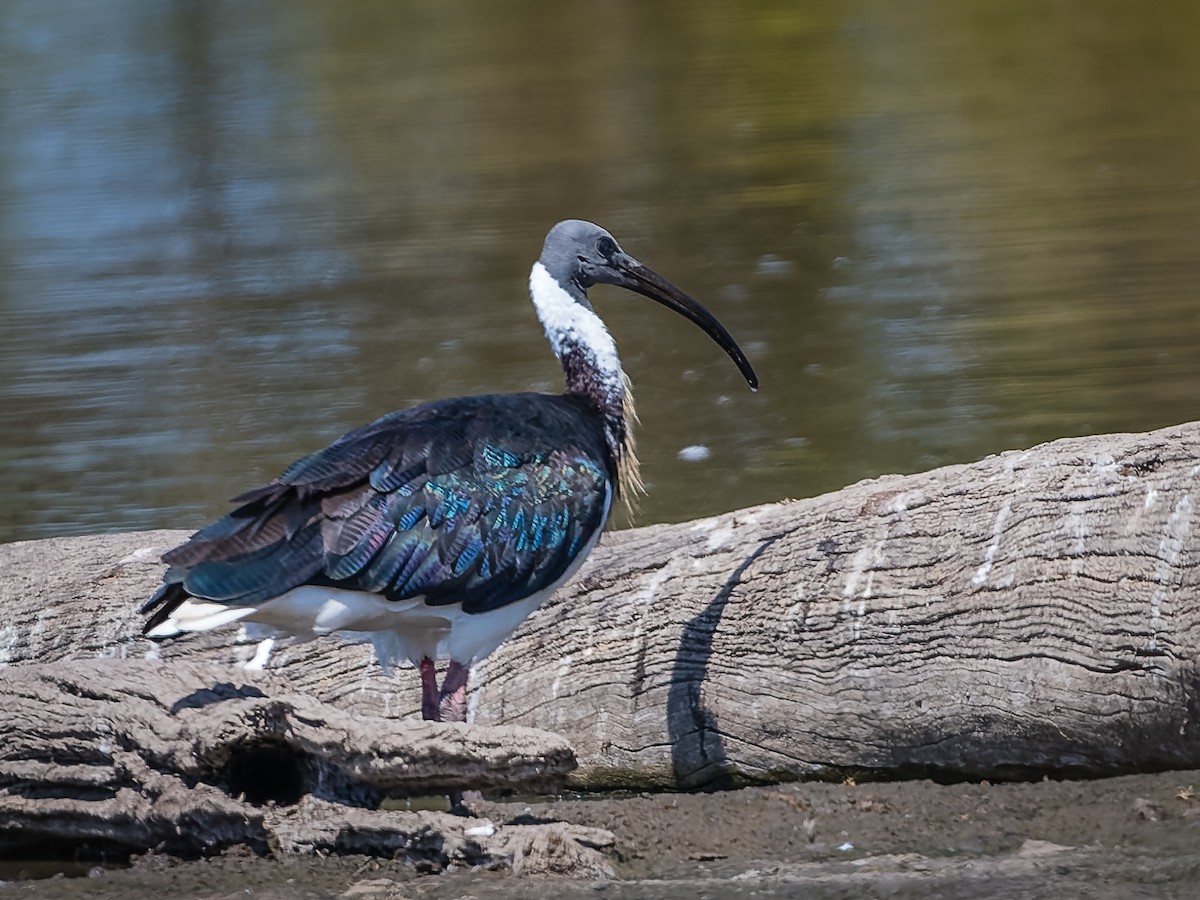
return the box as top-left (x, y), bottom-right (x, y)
top-left (5, 770), bottom-right (1200, 899)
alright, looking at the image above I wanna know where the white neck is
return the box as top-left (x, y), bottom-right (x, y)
top-left (528, 261), bottom-right (642, 504)
top-left (528, 261), bottom-right (623, 397)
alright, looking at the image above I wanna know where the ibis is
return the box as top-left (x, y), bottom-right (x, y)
top-left (142, 220), bottom-right (758, 723)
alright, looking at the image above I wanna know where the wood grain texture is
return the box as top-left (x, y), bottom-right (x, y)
top-left (0, 659), bottom-right (611, 872)
top-left (478, 421), bottom-right (1198, 787)
top-left (2, 420), bottom-right (1197, 790)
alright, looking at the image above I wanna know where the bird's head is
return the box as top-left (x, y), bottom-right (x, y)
top-left (538, 219), bottom-right (758, 390)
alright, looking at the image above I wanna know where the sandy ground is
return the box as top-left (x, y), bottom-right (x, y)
top-left (5, 770), bottom-right (1200, 899)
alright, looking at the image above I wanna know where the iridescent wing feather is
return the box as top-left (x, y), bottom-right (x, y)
top-left (142, 393), bottom-right (612, 632)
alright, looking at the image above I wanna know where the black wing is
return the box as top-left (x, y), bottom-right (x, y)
top-left (142, 393), bottom-right (612, 633)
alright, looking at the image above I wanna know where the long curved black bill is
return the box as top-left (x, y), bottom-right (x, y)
top-left (616, 255), bottom-right (759, 390)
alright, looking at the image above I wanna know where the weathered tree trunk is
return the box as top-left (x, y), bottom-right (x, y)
top-left (2, 421), bottom-right (1197, 792)
top-left (0, 660), bottom-right (611, 874)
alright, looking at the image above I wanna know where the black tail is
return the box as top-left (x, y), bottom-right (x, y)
top-left (140, 581), bottom-right (189, 637)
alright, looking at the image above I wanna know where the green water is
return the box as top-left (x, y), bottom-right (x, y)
top-left (2, 0), bottom-right (1199, 544)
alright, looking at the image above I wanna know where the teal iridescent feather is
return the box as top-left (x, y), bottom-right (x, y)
top-left (142, 392), bottom-right (612, 630)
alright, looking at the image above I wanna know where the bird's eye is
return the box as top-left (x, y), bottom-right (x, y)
top-left (596, 237), bottom-right (616, 257)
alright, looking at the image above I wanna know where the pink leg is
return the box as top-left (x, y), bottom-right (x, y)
top-left (419, 657), bottom-right (440, 721)
top-left (438, 660), bottom-right (470, 723)
top-left (436, 660), bottom-right (481, 814)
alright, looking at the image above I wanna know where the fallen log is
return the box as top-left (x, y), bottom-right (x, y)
top-left (0, 659), bottom-right (611, 874)
top-left (1, 420), bottom-right (1197, 790)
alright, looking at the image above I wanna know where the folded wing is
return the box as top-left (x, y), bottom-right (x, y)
top-left (142, 394), bottom-right (612, 633)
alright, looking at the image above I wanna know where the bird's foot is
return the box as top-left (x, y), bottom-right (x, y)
top-left (439, 685), bottom-right (467, 723)
top-left (449, 789), bottom-right (485, 817)
top-left (438, 660), bottom-right (470, 723)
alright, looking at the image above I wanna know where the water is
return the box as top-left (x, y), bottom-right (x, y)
top-left (2, 0), bottom-right (1199, 545)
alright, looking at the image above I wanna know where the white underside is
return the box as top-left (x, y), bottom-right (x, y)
top-left (148, 486), bottom-right (611, 672)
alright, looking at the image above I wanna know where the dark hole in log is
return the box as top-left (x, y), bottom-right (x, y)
top-left (221, 740), bottom-right (308, 806)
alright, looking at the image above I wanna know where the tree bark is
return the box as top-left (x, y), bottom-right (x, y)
top-left (0, 659), bottom-right (612, 874)
top-left (2, 420), bottom-right (1197, 792)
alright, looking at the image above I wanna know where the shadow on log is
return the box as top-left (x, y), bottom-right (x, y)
top-left (2, 420), bottom-right (1198, 799)
top-left (479, 420), bottom-right (1200, 787)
